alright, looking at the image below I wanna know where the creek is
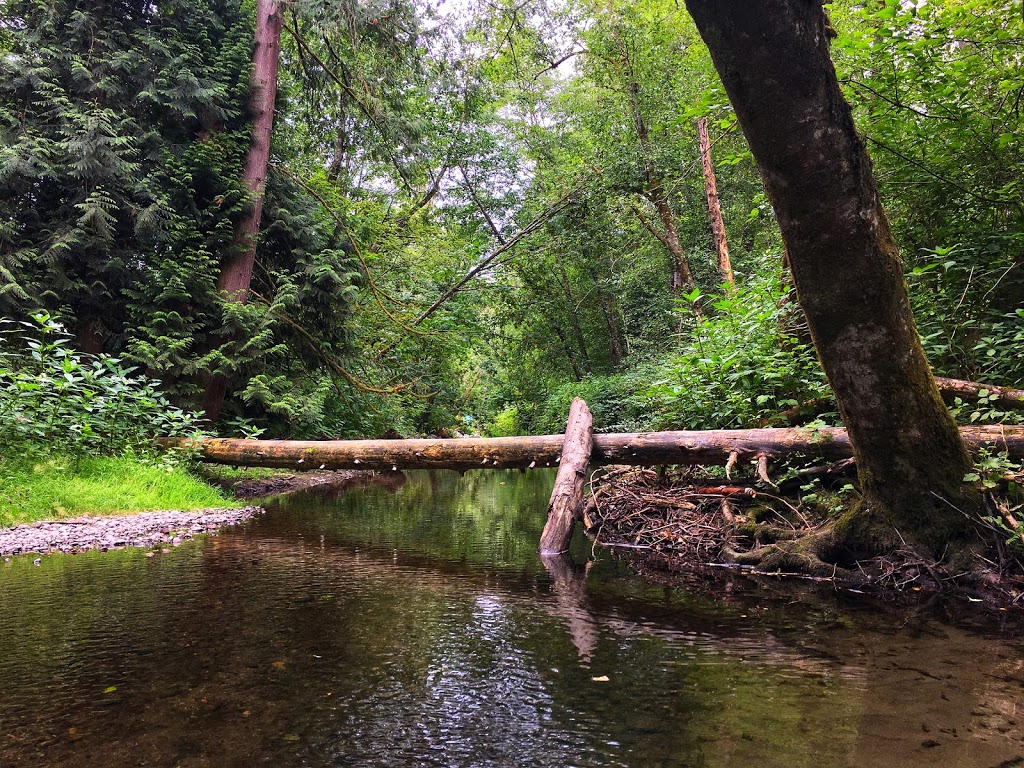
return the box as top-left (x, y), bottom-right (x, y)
top-left (1, 469), bottom-right (1022, 767)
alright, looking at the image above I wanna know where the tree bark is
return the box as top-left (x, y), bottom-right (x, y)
top-left (625, 80), bottom-right (694, 293)
top-left (162, 424), bottom-right (1024, 472)
top-left (539, 398), bottom-right (594, 554)
top-left (203, 0), bottom-right (284, 421)
top-left (697, 117), bottom-right (734, 287)
top-left (684, 0), bottom-right (980, 554)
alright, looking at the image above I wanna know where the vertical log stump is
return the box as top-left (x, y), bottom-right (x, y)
top-left (539, 398), bottom-right (594, 554)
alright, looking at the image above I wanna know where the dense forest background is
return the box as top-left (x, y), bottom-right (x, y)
top-left (2, 0), bottom-right (1021, 440)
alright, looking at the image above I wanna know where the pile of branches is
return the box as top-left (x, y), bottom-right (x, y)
top-left (583, 465), bottom-right (796, 562)
top-left (584, 465), bottom-right (1024, 604)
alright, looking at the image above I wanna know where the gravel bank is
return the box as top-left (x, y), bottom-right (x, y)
top-left (0, 506), bottom-right (264, 557)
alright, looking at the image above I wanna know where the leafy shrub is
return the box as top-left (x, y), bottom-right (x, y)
top-left (645, 276), bottom-right (830, 430)
top-left (0, 312), bottom-right (205, 463)
top-left (486, 406), bottom-right (521, 437)
top-left (534, 372), bottom-right (653, 434)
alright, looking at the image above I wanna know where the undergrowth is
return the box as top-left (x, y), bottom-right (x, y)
top-left (0, 453), bottom-right (238, 527)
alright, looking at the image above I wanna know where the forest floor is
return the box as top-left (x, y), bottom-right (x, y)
top-left (585, 465), bottom-right (1024, 610)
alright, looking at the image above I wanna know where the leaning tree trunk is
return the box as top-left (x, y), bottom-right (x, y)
top-left (697, 117), bottom-right (734, 287)
top-left (684, 0), bottom-right (980, 555)
top-left (203, 0), bottom-right (284, 421)
top-left (625, 80), bottom-right (695, 293)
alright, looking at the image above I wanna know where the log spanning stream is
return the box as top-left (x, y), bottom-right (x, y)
top-left (2, 471), bottom-right (1023, 767)
top-left (169, 406), bottom-right (1024, 554)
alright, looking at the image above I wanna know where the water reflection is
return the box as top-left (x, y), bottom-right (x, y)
top-left (0, 469), bottom-right (1021, 767)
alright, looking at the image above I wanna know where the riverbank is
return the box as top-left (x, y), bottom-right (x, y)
top-left (587, 466), bottom-right (1024, 609)
top-left (0, 461), bottom-right (384, 557)
top-left (0, 454), bottom-right (241, 528)
top-left (0, 506), bottom-right (264, 557)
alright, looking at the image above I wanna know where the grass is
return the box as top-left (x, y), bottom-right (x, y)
top-left (0, 453), bottom-right (240, 528)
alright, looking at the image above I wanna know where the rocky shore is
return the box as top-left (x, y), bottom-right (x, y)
top-left (0, 506), bottom-right (264, 557)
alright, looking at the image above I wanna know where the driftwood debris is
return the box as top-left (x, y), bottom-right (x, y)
top-left (539, 398), bottom-right (594, 555)
top-left (164, 424), bottom-right (1024, 472)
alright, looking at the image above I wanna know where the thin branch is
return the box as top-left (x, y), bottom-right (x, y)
top-left (864, 135), bottom-right (1006, 206)
top-left (270, 163), bottom-right (429, 337)
top-left (283, 14), bottom-right (414, 194)
top-left (629, 202), bottom-right (671, 250)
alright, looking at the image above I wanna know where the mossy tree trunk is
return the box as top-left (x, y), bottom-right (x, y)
top-left (684, 0), bottom-right (980, 555)
top-left (203, 0), bottom-right (284, 422)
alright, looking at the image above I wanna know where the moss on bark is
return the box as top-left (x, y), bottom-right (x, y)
top-left (684, 0), bottom-right (983, 557)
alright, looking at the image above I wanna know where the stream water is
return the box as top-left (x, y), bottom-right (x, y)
top-left (1, 470), bottom-right (1023, 767)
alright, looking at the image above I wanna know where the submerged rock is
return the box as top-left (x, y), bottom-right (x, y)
top-left (0, 507), bottom-right (264, 557)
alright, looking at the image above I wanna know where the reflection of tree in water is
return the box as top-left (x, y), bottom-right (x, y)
top-left (2, 471), bottom-right (1024, 767)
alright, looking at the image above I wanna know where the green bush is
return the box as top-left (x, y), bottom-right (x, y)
top-left (645, 276), bottom-right (830, 430)
top-left (485, 406), bottom-right (521, 437)
top-left (0, 312), bottom-right (205, 463)
top-left (534, 372), bottom-right (652, 434)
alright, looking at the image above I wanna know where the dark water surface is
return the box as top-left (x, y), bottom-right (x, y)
top-left (2, 470), bottom-right (1023, 767)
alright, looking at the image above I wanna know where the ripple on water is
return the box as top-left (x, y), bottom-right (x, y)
top-left (1, 470), bottom-right (1023, 767)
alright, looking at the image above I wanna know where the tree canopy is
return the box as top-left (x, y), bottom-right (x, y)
top-left (1, 0), bottom-right (1020, 456)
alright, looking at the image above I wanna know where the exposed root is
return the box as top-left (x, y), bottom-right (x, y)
top-left (586, 465), bottom-right (1024, 605)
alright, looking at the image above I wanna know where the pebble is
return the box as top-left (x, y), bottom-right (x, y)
top-left (0, 507), bottom-right (264, 558)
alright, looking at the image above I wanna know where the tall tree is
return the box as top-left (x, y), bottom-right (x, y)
top-left (697, 117), bottom-right (734, 287)
top-left (684, 0), bottom-right (980, 556)
top-left (203, 0), bottom-right (284, 420)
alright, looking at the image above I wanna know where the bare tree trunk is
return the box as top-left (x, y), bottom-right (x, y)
top-left (685, 0), bottom-right (980, 555)
top-left (697, 117), bottom-right (734, 287)
top-left (76, 317), bottom-right (106, 355)
top-left (625, 79), bottom-right (694, 293)
top-left (203, 0), bottom-right (284, 421)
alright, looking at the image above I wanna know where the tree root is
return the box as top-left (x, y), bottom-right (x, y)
top-left (722, 525), bottom-right (865, 582)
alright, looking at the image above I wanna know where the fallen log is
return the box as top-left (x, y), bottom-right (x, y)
top-left (539, 398), bottom-right (593, 554)
top-left (775, 377), bottom-right (1024, 426)
top-left (162, 424), bottom-right (1024, 471)
top-left (934, 377), bottom-right (1024, 410)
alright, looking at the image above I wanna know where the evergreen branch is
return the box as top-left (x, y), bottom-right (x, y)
top-left (269, 163), bottom-right (430, 338)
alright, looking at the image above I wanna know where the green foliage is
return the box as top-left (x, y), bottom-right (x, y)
top-left (0, 453), bottom-right (237, 527)
top-left (486, 406), bottom-right (521, 437)
top-left (832, 0), bottom-right (1024, 386)
top-left (0, 313), bottom-right (205, 463)
top-left (533, 373), bottom-right (651, 434)
top-left (1, 0), bottom-right (1020, 445)
top-left (964, 449), bottom-right (1021, 491)
top-left (646, 274), bottom-right (829, 430)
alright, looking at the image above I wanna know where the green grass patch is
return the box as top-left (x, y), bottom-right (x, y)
top-left (0, 454), bottom-right (239, 528)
